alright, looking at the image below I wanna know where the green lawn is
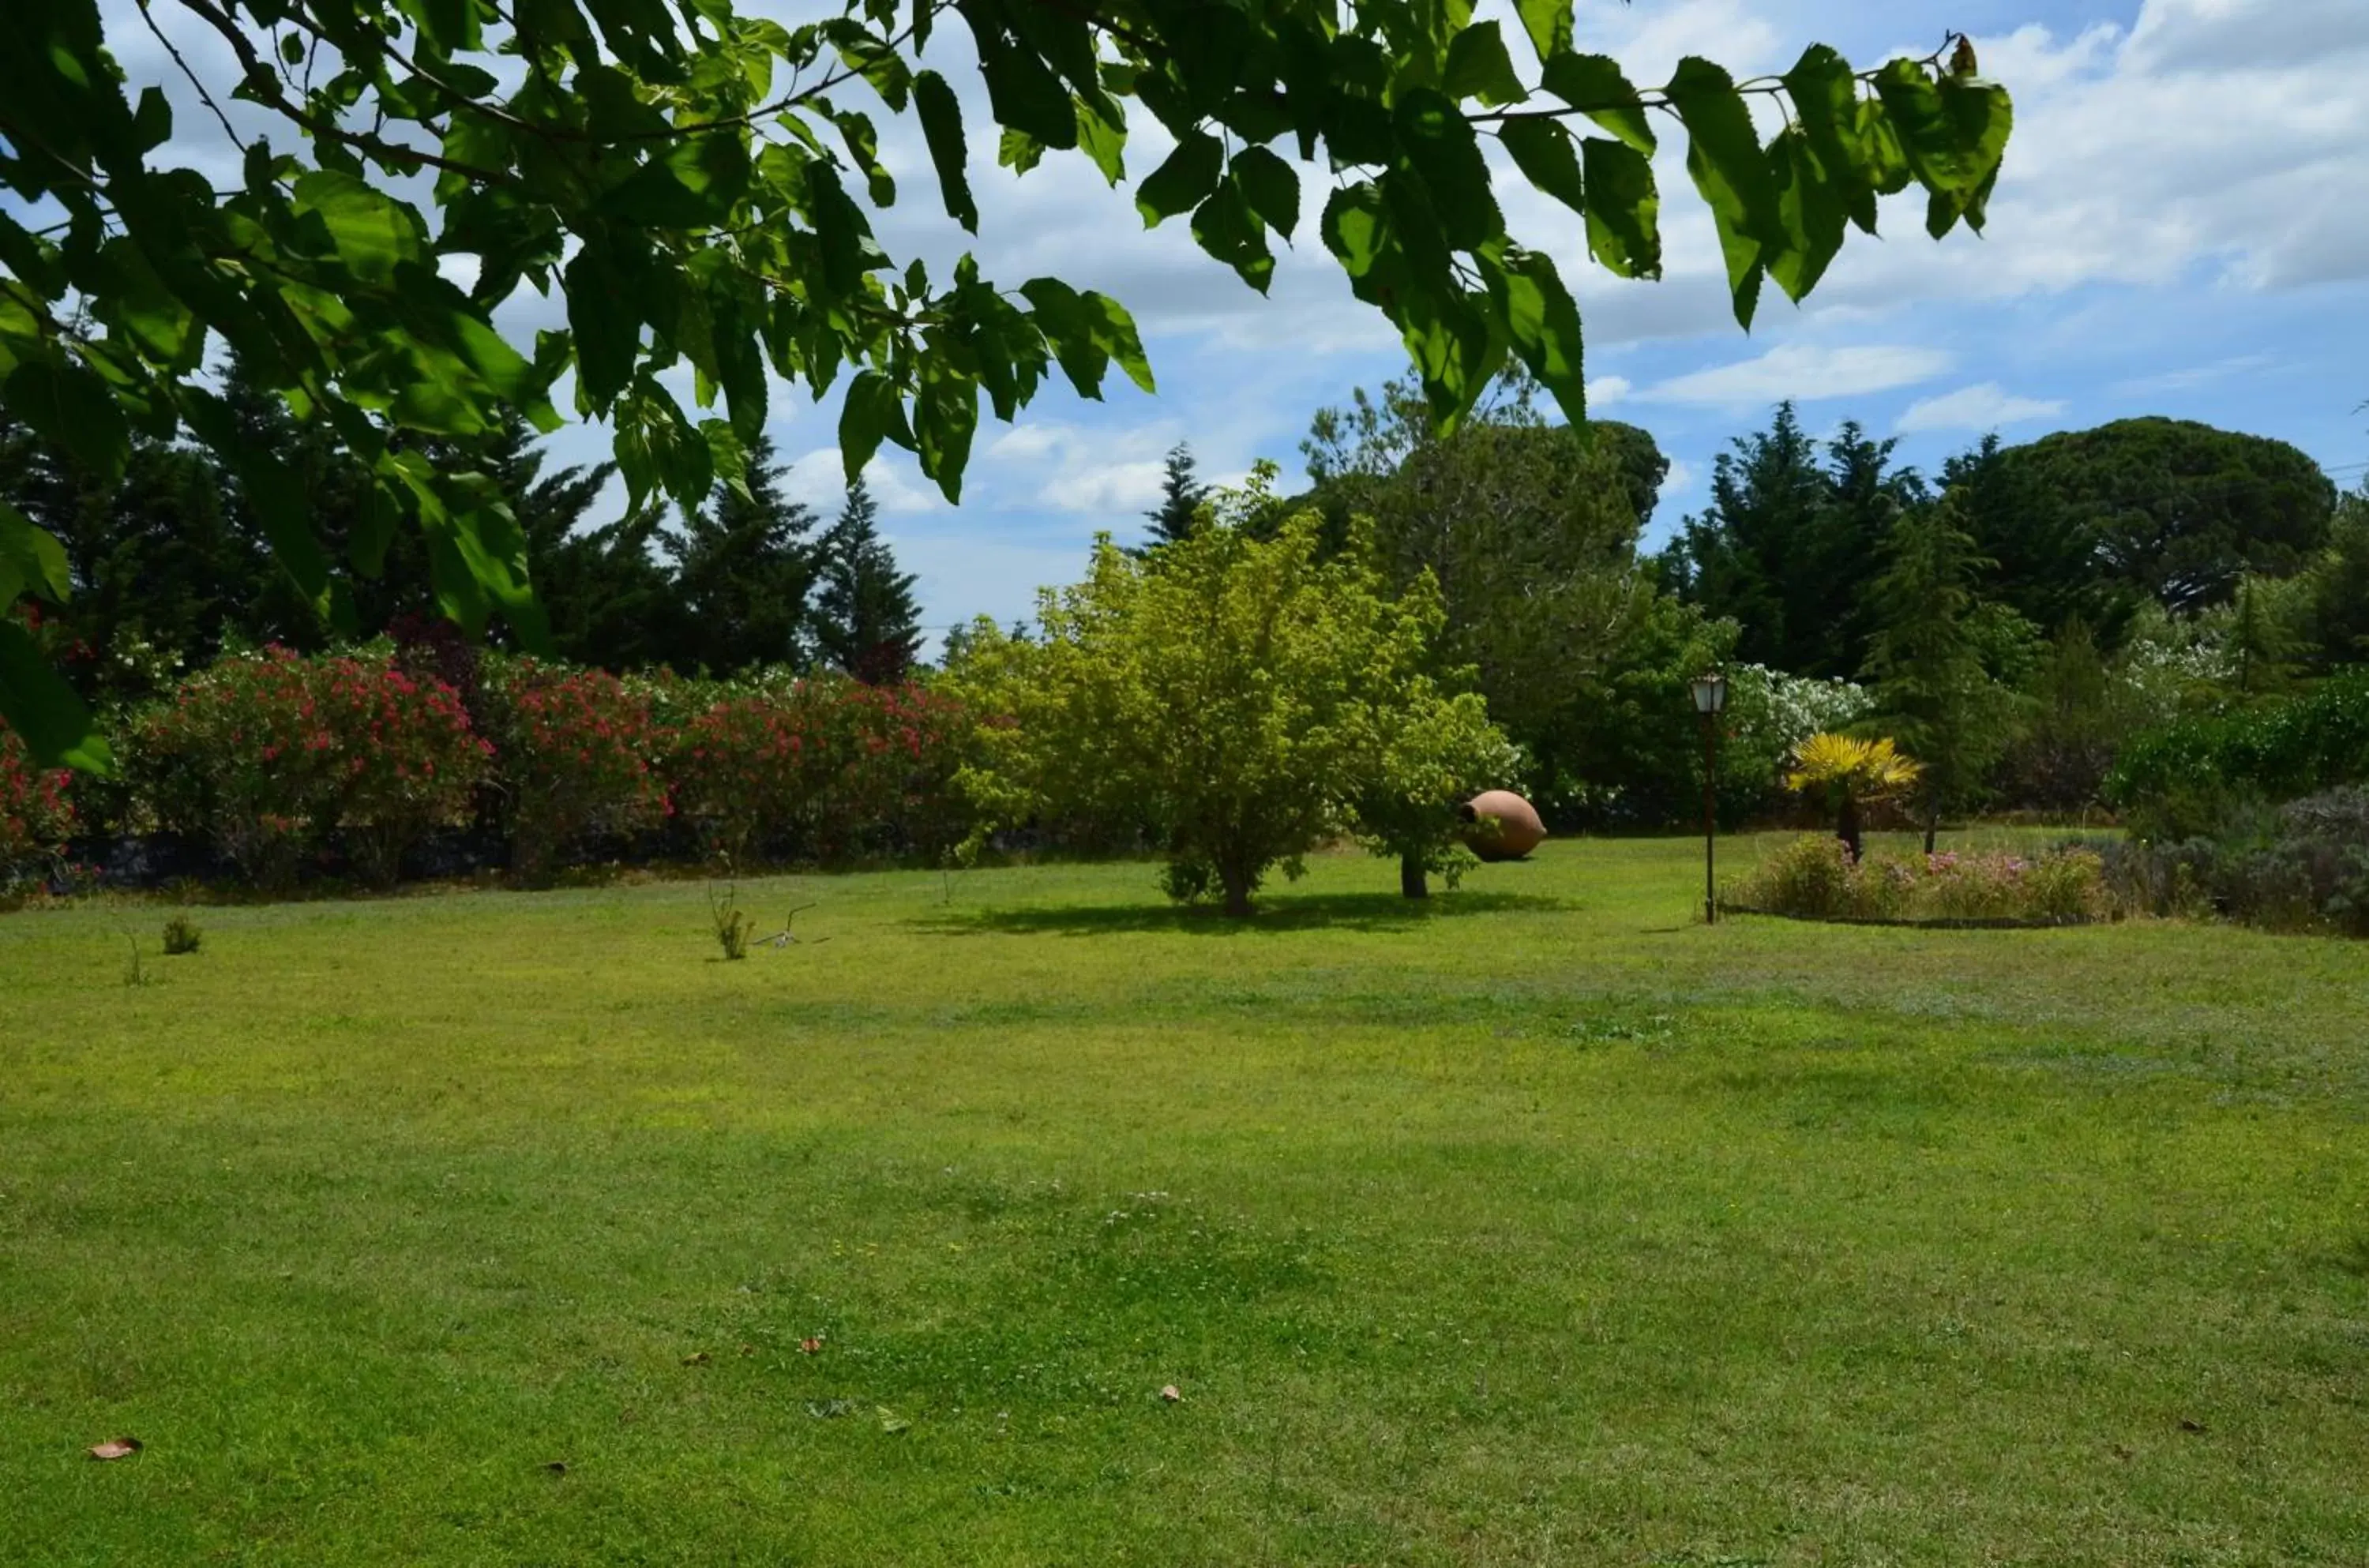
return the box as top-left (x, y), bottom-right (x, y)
top-left (5, 836), bottom-right (2367, 1565)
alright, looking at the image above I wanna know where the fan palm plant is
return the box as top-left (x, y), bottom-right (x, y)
top-left (1785, 733), bottom-right (1923, 862)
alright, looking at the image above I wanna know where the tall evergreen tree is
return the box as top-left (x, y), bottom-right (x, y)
top-left (813, 477), bottom-right (925, 684)
top-left (663, 433), bottom-right (819, 674)
top-left (1861, 496), bottom-right (2022, 850)
top-left (1664, 404), bottom-right (1924, 677)
top-left (1139, 442), bottom-right (1209, 551)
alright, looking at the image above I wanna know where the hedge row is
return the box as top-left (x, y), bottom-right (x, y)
top-left (2105, 671), bottom-right (2369, 838)
top-left (2, 647), bottom-right (968, 891)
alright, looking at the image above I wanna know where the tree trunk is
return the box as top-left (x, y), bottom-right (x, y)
top-left (1922, 807), bottom-right (1940, 857)
top-left (1837, 793), bottom-right (1863, 864)
top-left (1218, 861), bottom-right (1255, 917)
top-left (1400, 854), bottom-right (1429, 899)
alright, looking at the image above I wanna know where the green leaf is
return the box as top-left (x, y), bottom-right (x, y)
top-left (292, 170), bottom-right (423, 285)
top-left (1443, 21), bottom-right (1526, 108)
top-left (3, 358), bottom-right (130, 483)
top-left (1230, 145), bottom-right (1301, 241)
top-left (1083, 291), bottom-right (1153, 394)
top-left (1481, 249), bottom-right (1586, 423)
top-left (565, 245), bottom-right (641, 405)
top-left (1499, 118), bottom-right (1585, 219)
top-left (0, 619), bottom-right (111, 773)
top-left (1666, 57), bottom-right (1779, 328)
top-left (839, 368), bottom-right (913, 480)
top-left (1392, 88), bottom-right (1503, 252)
top-left (1538, 53), bottom-right (1654, 154)
top-left (1766, 126), bottom-right (1847, 302)
top-left (0, 500), bottom-right (72, 602)
top-left (1872, 59), bottom-right (2012, 237)
top-left (976, 24), bottom-right (1078, 150)
top-left (1579, 137), bottom-right (1661, 279)
top-left (1077, 99), bottom-right (1127, 186)
top-left (1190, 180), bottom-right (1274, 294)
top-left (827, 106), bottom-right (896, 207)
top-left (1782, 43), bottom-right (1877, 233)
top-left (1513, 0), bottom-right (1573, 67)
top-left (1136, 130), bottom-right (1222, 227)
top-left (914, 373), bottom-right (978, 504)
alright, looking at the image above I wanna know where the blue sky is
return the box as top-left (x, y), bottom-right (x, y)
top-left (75, 0), bottom-right (2369, 642)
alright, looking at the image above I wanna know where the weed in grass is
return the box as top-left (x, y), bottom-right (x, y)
top-left (161, 912), bottom-right (202, 955)
top-left (708, 877), bottom-right (754, 960)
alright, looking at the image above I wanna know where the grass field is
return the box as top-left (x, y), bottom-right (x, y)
top-left (5, 834), bottom-right (2368, 1565)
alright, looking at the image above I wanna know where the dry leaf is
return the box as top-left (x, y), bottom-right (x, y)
top-left (798, 1337), bottom-right (823, 1355)
top-left (2179, 1418), bottom-right (2206, 1434)
top-left (88, 1437), bottom-right (142, 1461)
top-left (543, 1460), bottom-right (569, 1475)
top-left (877, 1406), bottom-right (910, 1434)
top-left (681, 1352), bottom-right (710, 1366)
top-left (1159, 1385), bottom-right (1182, 1403)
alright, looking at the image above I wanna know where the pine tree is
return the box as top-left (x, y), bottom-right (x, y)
top-left (813, 476), bottom-right (924, 684)
top-left (1139, 442), bottom-right (1207, 552)
top-left (663, 433), bottom-right (819, 674)
top-left (1861, 496), bottom-right (2021, 850)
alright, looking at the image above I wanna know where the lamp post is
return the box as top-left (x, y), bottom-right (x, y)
top-left (1690, 670), bottom-right (1728, 925)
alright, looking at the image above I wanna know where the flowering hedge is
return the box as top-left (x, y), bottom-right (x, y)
top-left (665, 675), bottom-right (970, 863)
top-left (477, 656), bottom-right (668, 882)
top-left (1729, 835), bottom-right (2109, 925)
top-left (1, 721), bottom-right (77, 892)
top-left (133, 649), bottom-right (483, 886)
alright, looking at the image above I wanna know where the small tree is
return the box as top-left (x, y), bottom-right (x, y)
top-left (948, 493), bottom-right (1507, 916)
top-left (1785, 733), bottom-right (1922, 863)
top-left (1137, 444), bottom-right (1210, 553)
top-left (1861, 497), bottom-right (2025, 850)
top-left (1350, 690), bottom-right (1522, 898)
top-left (813, 478), bottom-right (925, 685)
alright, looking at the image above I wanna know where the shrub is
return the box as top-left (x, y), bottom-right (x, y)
top-left (1, 721), bottom-right (77, 893)
top-left (131, 649), bottom-right (483, 887)
top-left (665, 675), bottom-right (971, 865)
top-left (313, 655), bottom-right (487, 884)
top-left (2108, 671), bottom-right (2369, 838)
top-left (133, 648), bottom-right (343, 887)
top-left (2097, 787), bottom-right (2369, 935)
top-left (1731, 835), bottom-right (2107, 925)
top-left (162, 913), bottom-right (203, 955)
top-left (479, 656), bottom-right (667, 882)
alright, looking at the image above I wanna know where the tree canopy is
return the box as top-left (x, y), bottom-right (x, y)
top-left (945, 493), bottom-right (1510, 915)
top-left (2, 0), bottom-right (2014, 764)
top-left (1976, 418), bottom-right (2336, 618)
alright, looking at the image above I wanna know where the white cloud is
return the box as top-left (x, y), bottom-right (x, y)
top-left (781, 448), bottom-right (945, 516)
top-left (1895, 382), bottom-right (2068, 434)
top-left (2109, 354), bottom-right (2276, 397)
top-left (1585, 375), bottom-right (1633, 411)
top-left (1638, 344), bottom-right (1953, 411)
top-left (1042, 458), bottom-right (1169, 514)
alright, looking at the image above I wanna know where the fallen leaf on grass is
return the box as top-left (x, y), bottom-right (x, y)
top-left (88, 1438), bottom-right (142, 1461)
top-left (799, 1337), bottom-right (823, 1355)
top-left (681, 1352), bottom-right (710, 1366)
top-left (2179, 1418), bottom-right (2207, 1434)
top-left (543, 1461), bottom-right (569, 1475)
top-left (1159, 1385), bottom-right (1181, 1403)
top-left (877, 1406), bottom-right (910, 1434)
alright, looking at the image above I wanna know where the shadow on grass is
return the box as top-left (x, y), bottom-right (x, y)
top-left (913, 888), bottom-right (1575, 938)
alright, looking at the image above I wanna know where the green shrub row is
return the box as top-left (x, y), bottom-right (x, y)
top-left (2105, 672), bottom-right (2369, 838)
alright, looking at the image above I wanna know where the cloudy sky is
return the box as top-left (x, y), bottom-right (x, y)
top-left (88, 0), bottom-right (2369, 641)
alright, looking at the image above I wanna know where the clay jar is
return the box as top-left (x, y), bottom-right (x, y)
top-left (1462, 790), bottom-right (1546, 861)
